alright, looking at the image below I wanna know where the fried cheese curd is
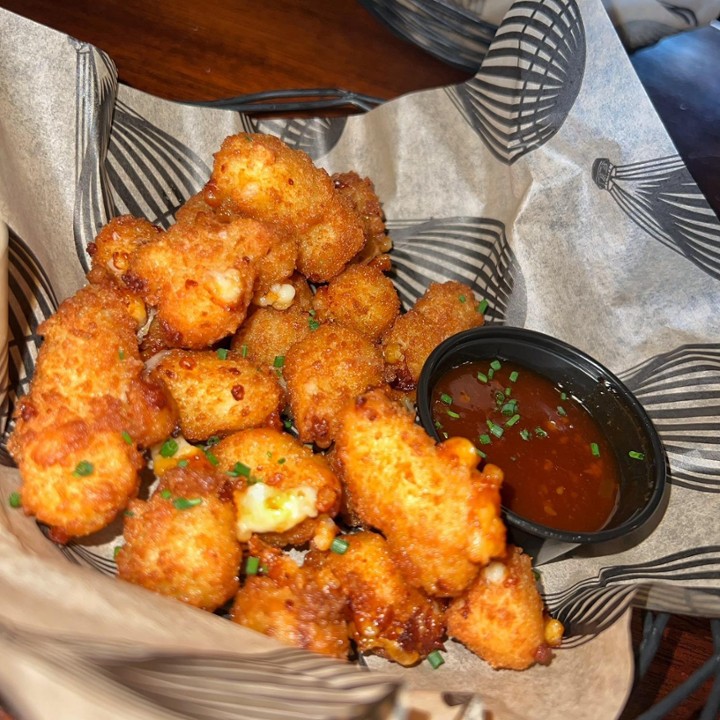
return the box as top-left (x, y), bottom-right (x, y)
top-left (331, 171), bottom-right (391, 264)
top-left (230, 274), bottom-right (315, 367)
top-left (148, 349), bottom-right (283, 443)
top-left (311, 263), bottom-right (401, 343)
top-left (86, 215), bottom-right (160, 287)
top-left (173, 191), bottom-right (300, 310)
top-left (382, 280), bottom-right (486, 390)
top-left (306, 531), bottom-right (446, 666)
top-left (213, 427), bottom-right (342, 548)
top-left (335, 389), bottom-right (506, 598)
top-left (446, 546), bottom-right (564, 670)
top-left (231, 538), bottom-right (350, 659)
top-left (204, 133), bottom-right (365, 282)
top-left (8, 284), bottom-right (177, 539)
top-left (283, 324), bottom-right (385, 449)
top-left (116, 463), bottom-right (241, 611)
top-left (124, 212), bottom-right (282, 349)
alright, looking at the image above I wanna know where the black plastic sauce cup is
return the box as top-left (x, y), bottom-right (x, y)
top-left (417, 326), bottom-right (668, 564)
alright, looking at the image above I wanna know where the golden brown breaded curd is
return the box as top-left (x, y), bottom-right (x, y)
top-left (231, 273), bottom-right (316, 366)
top-left (213, 427), bottom-right (342, 547)
top-left (295, 192), bottom-right (365, 282)
top-left (205, 133), bottom-right (364, 283)
top-left (311, 264), bottom-right (401, 343)
top-left (124, 213), bottom-right (277, 349)
top-left (283, 324), bottom-right (385, 448)
top-left (149, 349), bottom-right (283, 442)
top-left (175, 189), bottom-right (299, 310)
top-left (446, 546), bottom-right (563, 670)
top-left (331, 171), bottom-right (391, 264)
top-left (231, 306), bottom-right (314, 369)
top-left (231, 538), bottom-right (350, 659)
top-left (86, 215), bottom-right (160, 287)
top-left (335, 389), bottom-right (506, 597)
top-left (382, 280), bottom-right (485, 389)
top-left (13, 424), bottom-right (144, 543)
top-left (8, 284), bottom-right (178, 539)
top-left (306, 531), bottom-right (446, 666)
top-left (116, 465), bottom-right (241, 611)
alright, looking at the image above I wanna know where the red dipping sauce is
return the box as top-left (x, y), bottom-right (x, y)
top-left (431, 359), bottom-right (620, 533)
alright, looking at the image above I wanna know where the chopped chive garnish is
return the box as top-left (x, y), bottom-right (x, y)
top-left (494, 391), bottom-right (505, 406)
top-left (590, 442), bottom-right (600, 457)
top-left (440, 393), bottom-right (453, 405)
top-left (520, 429), bottom-right (531, 441)
top-left (205, 450), bottom-right (219, 466)
top-left (488, 368), bottom-right (494, 380)
top-left (245, 556), bottom-right (260, 575)
top-left (283, 417), bottom-right (293, 431)
top-left (477, 372), bottom-right (488, 383)
top-left (505, 414), bottom-right (521, 427)
top-left (331, 537), bottom-right (349, 554)
top-left (277, 457), bottom-right (286, 465)
top-left (490, 360), bottom-right (502, 371)
top-left (273, 355), bottom-right (285, 368)
top-left (501, 400), bottom-right (517, 415)
top-left (118, 348), bottom-right (126, 360)
top-left (177, 459), bottom-right (189, 468)
top-left (8, 491), bottom-right (21, 508)
top-left (73, 460), bottom-right (94, 477)
top-left (228, 462), bottom-right (251, 478)
top-left (308, 318), bottom-right (320, 331)
top-left (173, 497), bottom-right (203, 510)
top-left (458, 294), bottom-right (466, 303)
top-left (476, 449), bottom-right (487, 458)
top-left (427, 650), bottom-right (445, 669)
top-left (477, 298), bottom-right (489, 314)
top-left (206, 435), bottom-right (220, 447)
top-left (505, 387), bottom-right (512, 396)
top-left (160, 439), bottom-right (178, 457)
top-left (123, 510), bottom-right (135, 517)
top-left (434, 420), bottom-right (443, 429)
top-left (533, 568), bottom-right (542, 581)
top-left (509, 370), bottom-right (519, 382)
top-left (535, 427), bottom-right (548, 438)
top-left (216, 348), bottom-right (229, 360)
top-left (121, 430), bottom-right (133, 445)
top-left (479, 434), bottom-right (492, 445)
top-left (113, 545), bottom-right (122, 559)
top-left (560, 392), bottom-right (568, 401)
top-left (447, 410), bottom-right (460, 419)
top-left (487, 420), bottom-right (504, 438)
top-left (160, 489), bottom-right (172, 499)
top-left (309, 309), bottom-right (316, 317)
top-left (629, 451), bottom-right (645, 460)
top-left (557, 406), bottom-right (567, 417)
top-left (241, 344), bottom-right (249, 358)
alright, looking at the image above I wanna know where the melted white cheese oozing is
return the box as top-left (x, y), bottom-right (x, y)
top-left (235, 483), bottom-right (318, 541)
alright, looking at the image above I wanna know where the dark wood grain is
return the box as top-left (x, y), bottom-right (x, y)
top-left (0, 0), bottom-right (470, 101)
top-left (0, 1), bottom-right (717, 717)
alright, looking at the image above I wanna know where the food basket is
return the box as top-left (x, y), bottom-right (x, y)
top-left (1, 0), bottom-right (720, 717)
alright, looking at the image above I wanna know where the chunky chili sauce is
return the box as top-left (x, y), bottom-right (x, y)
top-left (431, 359), bottom-right (620, 533)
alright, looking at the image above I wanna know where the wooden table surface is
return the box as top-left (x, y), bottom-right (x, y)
top-left (0, 1), bottom-right (717, 718)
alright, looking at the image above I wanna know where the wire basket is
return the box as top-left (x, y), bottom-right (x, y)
top-left (357, 0), bottom-right (499, 71)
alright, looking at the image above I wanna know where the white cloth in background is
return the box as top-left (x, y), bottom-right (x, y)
top-left (453, 0), bottom-right (720, 48)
